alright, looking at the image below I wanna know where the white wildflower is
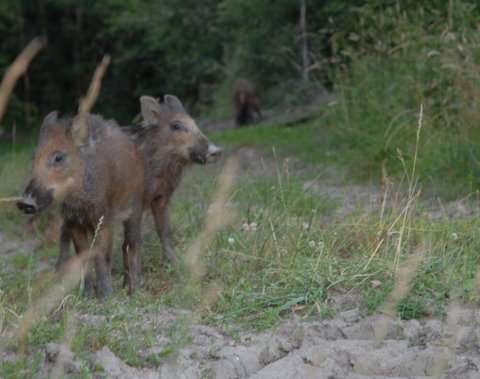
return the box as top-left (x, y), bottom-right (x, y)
top-left (370, 280), bottom-right (382, 289)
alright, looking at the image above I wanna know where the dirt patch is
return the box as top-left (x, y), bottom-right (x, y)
top-left (34, 305), bottom-right (480, 378)
top-left (212, 143), bottom-right (480, 221)
top-left (0, 230), bottom-right (37, 255)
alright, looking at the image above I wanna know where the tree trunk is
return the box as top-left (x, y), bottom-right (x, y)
top-left (300, 0), bottom-right (309, 85)
top-left (17, 4), bottom-right (32, 126)
top-left (74, 7), bottom-right (83, 101)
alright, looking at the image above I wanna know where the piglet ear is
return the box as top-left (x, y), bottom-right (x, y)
top-left (71, 114), bottom-right (90, 147)
top-left (140, 96), bottom-right (163, 124)
top-left (164, 94), bottom-right (186, 114)
top-left (40, 111), bottom-right (58, 136)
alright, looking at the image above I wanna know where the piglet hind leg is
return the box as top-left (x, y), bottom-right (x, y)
top-left (151, 197), bottom-right (178, 264)
top-left (69, 227), bottom-right (96, 296)
top-left (92, 225), bottom-right (114, 300)
top-left (55, 223), bottom-right (71, 272)
top-left (122, 212), bottom-right (143, 294)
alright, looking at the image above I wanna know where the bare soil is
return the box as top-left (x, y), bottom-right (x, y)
top-left (35, 303), bottom-right (480, 378)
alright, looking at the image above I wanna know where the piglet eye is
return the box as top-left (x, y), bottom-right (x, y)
top-left (171, 122), bottom-right (182, 132)
top-left (52, 151), bottom-right (66, 165)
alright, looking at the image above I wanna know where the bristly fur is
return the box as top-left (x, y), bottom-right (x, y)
top-left (127, 95), bottom-right (221, 262)
top-left (19, 112), bottom-right (146, 299)
top-left (124, 121), bottom-right (186, 206)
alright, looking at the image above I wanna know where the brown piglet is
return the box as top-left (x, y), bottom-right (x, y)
top-left (132, 95), bottom-right (222, 262)
top-left (17, 112), bottom-right (146, 299)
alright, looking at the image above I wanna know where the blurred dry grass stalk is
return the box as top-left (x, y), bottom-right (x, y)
top-left (430, 297), bottom-right (461, 379)
top-left (78, 55), bottom-right (110, 115)
top-left (430, 257), bottom-right (480, 378)
top-left (0, 197), bottom-right (21, 202)
top-left (51, 309), bottom-right (76, 379)
top-left (0, 37), bottom-right (43, 203)
top-left (187, 157), bottom-right (238, 281)
top-left (0, 37), bottom-right (44, 124)
top-left (154, 157), bottom-right (240, 379)
top-left (364, 105), bottom-right (423, 276)
top-left (187, 156), bottom-right (239, 315)
top-left (371, 106), bottom-right (426, 340)
top-left (17, 248), bottom-right (97, 354)
top-left (373, 243), bottom-right (426, 342)
top-left (72, 55), bottom-right (110, 139)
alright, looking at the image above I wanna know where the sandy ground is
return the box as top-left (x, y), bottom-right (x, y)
top-left (33, 302), bottom-right (480, 378)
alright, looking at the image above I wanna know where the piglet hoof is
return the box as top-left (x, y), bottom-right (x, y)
top-left (95, 283), bottom-right (113, 302)
top-left (125, 276), bottom-right (140, 295)
top-left (81, 275), bottom-right (96, 297)
top-left (123, 273), bottom-right (140, 291)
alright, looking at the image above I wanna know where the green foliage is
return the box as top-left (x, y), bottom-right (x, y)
top-left (234, 1), bottom-right (480, 195)
top-left (351, 2), bottom-right (480, 192)
top-left (0, 0), bottom-right (227, 126)
top-left (0, 0), bottom-right (345, 128)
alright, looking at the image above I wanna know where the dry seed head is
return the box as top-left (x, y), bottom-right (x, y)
top-left (373, 243), bottom-right (426, 342)
top-left (0, 197), bottom-right (21, 203)
top-left (187, 157), bottom-right (239, 281)
top-left (0, 37), bottom-right (44, 122)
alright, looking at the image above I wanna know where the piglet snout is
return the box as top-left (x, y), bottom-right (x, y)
top-left (17, 194), bottom-right (38, 214)
top-left (207, 143), bottom-right (222, 162)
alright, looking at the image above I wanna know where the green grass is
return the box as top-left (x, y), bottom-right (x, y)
top-left (3, 118), bottom-right (480, 375)
top-left (0, 137), bottom-right (36, 234)
top-left (213, 120), bottom-right (336, 167)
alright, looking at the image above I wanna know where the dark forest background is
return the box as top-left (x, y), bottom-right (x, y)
top-left (1, 0), bottom-right (469, 129)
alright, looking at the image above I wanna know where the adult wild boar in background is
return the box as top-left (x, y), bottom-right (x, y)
top-left (17, 112), bottom-right (146, 299)
top-left (132, 95), bottom-right (222, 262)
top-left (234, 78), bottom-right (262, 127)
